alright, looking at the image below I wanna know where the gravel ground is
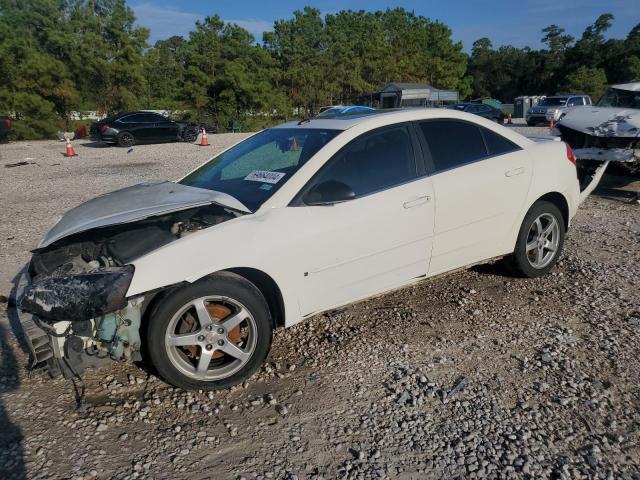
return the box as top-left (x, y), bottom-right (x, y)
top-left (1, 130), bottom-right (639, 480)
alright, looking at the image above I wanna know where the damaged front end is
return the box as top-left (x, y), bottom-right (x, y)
top-left (16, 181), bottom-right (245, 378)
top-left (554, 84), bottom-right (640, 181)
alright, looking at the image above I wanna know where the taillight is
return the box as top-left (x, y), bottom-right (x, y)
top-left (100, 123), bottom-right (109, 132)
top-left (565, 143), bottom-right (576, 166)
top-left (4, 118), bottom-right (10, 127)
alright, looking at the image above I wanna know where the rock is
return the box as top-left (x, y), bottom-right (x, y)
top-left (448, 376), bottom-right (468, 397)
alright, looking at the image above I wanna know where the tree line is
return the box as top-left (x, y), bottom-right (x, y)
top-left (1, 0), bottom-right (639, 139)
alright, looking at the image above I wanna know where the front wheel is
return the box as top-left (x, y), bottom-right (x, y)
top-left (147, 273), bottom-right (273, 390)
top-left (182, 127), bottom-right (198, 143)
top-left (506, 201), bottom-right (565, 278)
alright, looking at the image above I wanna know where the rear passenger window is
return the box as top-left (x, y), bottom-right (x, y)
top-left (419, 120), bottom-right (487, 172)
top-left (145, 113), bottom-right (168, 122)
top-left (481, 127), bottom-right (520, 156)
top-left (121, 114), bottom-right (145, 123)
top-left (312, 126), bottom-right (417, 197)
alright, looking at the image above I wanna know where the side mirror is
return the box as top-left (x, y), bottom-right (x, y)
top-left (303, 180), bottom-right (356, 206)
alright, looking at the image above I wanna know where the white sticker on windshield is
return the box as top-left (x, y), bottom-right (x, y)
top-left (244, 170), bottom-right (286, 184)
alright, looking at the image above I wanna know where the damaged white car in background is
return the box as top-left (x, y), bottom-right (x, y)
top-left (554, 82), bottom-right (640, 194)
top-left (16, 108), bottom-right (603, 391)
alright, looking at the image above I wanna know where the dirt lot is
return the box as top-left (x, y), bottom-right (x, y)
top-left (1, 132), bottom-right (639, 480)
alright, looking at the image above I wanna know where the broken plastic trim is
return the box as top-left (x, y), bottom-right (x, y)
top-left (19, 265), bottom-right (134, 322)
top-left (574, 147), bottom-right (638, 163)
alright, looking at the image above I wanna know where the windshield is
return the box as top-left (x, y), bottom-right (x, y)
top-left (180, 128), bottom-right (340, 211)
top-left (539, 97), bottom-right (568, 107)
top-left (596, 87), bottom-right (640, 109)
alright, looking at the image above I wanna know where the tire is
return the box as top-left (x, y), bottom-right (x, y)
top-left (526, 120), bottom-right (535, 127)
top-left (117, 131), bottom-right (135, 148)
top-left (506, 201), bottom-right (565, 278)
top-left (182, 127), bottom-right (198, 143)
top-left (147, 272), bottom-right (273, 390)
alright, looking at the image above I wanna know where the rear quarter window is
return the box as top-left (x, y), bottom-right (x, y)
top-left (481, 128), bottom-right (521, 156)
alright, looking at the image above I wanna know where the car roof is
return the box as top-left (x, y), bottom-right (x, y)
top-left (546, 94), bottom-right (587, 99)
top-left (272, 107), bottom-right (513, 132)
top-left (610, 82), bottom-right (640, 92)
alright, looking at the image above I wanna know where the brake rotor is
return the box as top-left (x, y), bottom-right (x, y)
top-left (206, 304), bottom-right (242, 359)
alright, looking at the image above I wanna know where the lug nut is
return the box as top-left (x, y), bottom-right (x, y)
top-left (205, 344), bottom-right (213, 350)
top-left (217, 339), bottom-right (225, 346)
top-left (205, 325), bottom-right (213, 331)
top-left (217, 327), bottom-right (225, 334)
top-left (197, 335), bottom-right (205, 341)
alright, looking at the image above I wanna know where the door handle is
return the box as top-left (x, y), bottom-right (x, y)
top-left (403, 195), bottom-right (431, 209)
top-left (505, 167), bottom-right (525, 177)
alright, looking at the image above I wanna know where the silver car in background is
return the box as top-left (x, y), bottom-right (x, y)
top-left (526, 95), bottom-right (592, 125)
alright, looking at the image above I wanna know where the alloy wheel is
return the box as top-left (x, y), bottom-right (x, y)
top-left (525, 213), bottom-right (560, 269)
top-left (164, 296), bottom-right (257, 381)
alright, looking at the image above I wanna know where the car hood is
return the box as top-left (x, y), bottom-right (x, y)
top-left (557, 106), bottom-right (640, 137)
top-left (37, 181), bottom-right (250, 249)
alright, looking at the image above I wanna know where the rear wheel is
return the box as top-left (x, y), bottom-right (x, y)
top-left (117, 131), bottom-right (135, 147)
top-left (147, 273), bottom-right (273, 390)
top-left (507, 201), bottom-right (565, 278)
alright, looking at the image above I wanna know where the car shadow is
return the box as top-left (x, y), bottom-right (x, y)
top-left (79, 141), bottom-right (110, 148)
top-left (0, 319), bottom-right (26, 479)
top-left (594, 172), bottom-right (640, 203)
top-left (470, 260), bottom-right (516, 278)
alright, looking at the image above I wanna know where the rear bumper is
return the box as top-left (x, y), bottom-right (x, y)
top-left (97, 133), bottom-right (117, 143)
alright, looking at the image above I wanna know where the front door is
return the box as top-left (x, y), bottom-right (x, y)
top-left (147, 113), bottom-right (179, 141)
top-left (289, 125), bottom-right (435, 316)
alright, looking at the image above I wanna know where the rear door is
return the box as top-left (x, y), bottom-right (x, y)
top-left (416, 119), bottom-right (532, 274)
top-left (119, 113), bottom-right (155, 141)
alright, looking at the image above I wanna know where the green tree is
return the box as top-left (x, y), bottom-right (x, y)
top-left (568, 66), bottom-right (608, 99)
top-left (622, 56), bottom-right (640, 82)
top-left (0, 0), bottom-right (148, 138)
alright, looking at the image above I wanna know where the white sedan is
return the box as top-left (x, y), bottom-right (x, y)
top-left (18, 108), bottom-right (593, 390)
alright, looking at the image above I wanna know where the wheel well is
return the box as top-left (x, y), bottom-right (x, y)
top-left (226, 268), bottom-right (285, 328)
top-left (536, 192), bottom-right (569, 229)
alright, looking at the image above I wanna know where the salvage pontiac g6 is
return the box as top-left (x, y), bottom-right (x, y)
top-left (17, 109), bottom-right (601, 390)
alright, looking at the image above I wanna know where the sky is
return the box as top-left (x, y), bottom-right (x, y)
top-left (129, 0), bottom-right (640, 51)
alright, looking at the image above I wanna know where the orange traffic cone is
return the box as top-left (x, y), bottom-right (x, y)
top-left (549, 118), bottom-right (555, 130)
top-left (64, 138), bottom-right (77, 157)
top-left (199, 128), bottom-right (210, 147)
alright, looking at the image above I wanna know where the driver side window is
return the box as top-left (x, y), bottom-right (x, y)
top-left (311, 125), bottom-right (417, 198)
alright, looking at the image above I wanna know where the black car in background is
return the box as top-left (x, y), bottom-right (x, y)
top-left (447, 103), bottom-right (505, 123)
top-left (0, 115), bottom-right (11, 142)
top-left (90, 112), bottom-right (199, 147)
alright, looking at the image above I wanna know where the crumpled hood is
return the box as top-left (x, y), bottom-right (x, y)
top-left (37, 181), bottom-right (250, 249)
top-left (558, 106), bottom-right (640, 137)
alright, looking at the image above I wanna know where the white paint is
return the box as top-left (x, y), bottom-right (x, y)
top-left (126, 108), bottom-right (585, 327)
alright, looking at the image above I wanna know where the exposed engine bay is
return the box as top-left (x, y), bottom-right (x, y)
top-left (18, 202), bottom-right (241, 378)
top-left (554, 83), bottom-right (640, 177)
